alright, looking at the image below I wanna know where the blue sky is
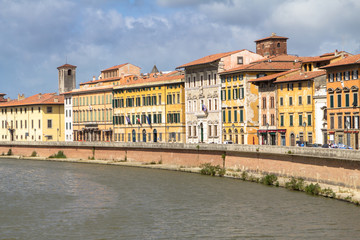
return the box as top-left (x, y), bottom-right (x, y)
top-left (1, 0), bottom-right (360, 99)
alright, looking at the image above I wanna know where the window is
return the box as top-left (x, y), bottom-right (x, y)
top-left (298, 96), bottom-right (302, 105)
top-left (337, 94), bottom-right (342, 107)
top-left (338, 115), bottom-right (342, 129)
top-left (270, 114), bottom-right (275, 125)
top-left (353, 93), bottom-right (358, 106)
top-left (270, 97), bottom-right (274, 108)
top-left (277, 43), bottom-right (280, 48)
top-left (240, 109), bottom-right (244, 122)
top-left (330, 95), bottom-right (334, 108)
top-left (289, 114), bottom-right (293, 126)
top-left (345, 71), bottom-right (350, 80)
top-left (299, 114), bottom-right (303, 126)
top-left (227, 89), bottom-right (231, 100)
top-left (234, 109), bottom-right (237, 122)
top-left (307, 114), bottom-right (312, 126)
top-left (336, 72), bottom-right (342, 81)
top-left (280, 97), bottom-right (283, 106)
top-left (221, 90), bottom-right (226, 101)
top-left (329, 73), bottom-right (334, 82)
top-left (47, 106), bottom-right (52, 113)
top-left (68, 69), bottom-right (72, 75)
top-left (307, 95), bottom-right (311, 105)
top-left (222, 110), bottom-right (226, 122)
top-left (262, 97), bottom-right (266, 109)
top-left (330, 116), bottom-right (334, 129)
top-left (353, 70), bottom-right (358, 80)
top-left (47, 119), bottom-right (52, 128)
top-left (298, 82), bottom-right (302, 90)
top-left (262, 114), bottom-right (266, 126)
top-left (280, 115), bottom-right (284, 126)
top-left (289, 97), bottom-right (293, 106)
top-left (228, 110), bottom-right (232, 123)
top-left (345, 94), bottom-right (350, 107)
top-left (287, 83), bottom-right (293, 91)
top-left (214, 99), bottom-right (218, 110)
top-left (237, 56), bottom-right (243, 65)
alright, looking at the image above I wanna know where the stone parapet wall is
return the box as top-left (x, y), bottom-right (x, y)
top-left (1, 141), bottom-right (360, 188)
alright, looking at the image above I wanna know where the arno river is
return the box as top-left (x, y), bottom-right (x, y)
top-left (0, 159), bottom-right (360, 239)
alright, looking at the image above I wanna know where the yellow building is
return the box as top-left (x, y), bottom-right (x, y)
top-left (66, 63), bottom-right (141, 141)
top-left (0, 93), bottom-right (64, 141)
top-left (220, 55), bottom-right (302, 144)
top-left (113, 71), bottom-right (185, 143)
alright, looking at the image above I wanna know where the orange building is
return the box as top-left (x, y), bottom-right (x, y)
top-left (322, 53), bottom-right (360, 149)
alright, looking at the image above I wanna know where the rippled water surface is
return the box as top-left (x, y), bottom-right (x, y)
top-left (0, 158), bottom-right (360, 240)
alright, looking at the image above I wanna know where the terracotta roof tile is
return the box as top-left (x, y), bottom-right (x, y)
top-left (222, 55), bottom-right (301, 74)
top-left (274, 70), bottom-right (326, 83)
top-left (177, 50), bottom-right (245, 68)
top-left (80, 76), bottom-right (121, 85)
top-left (116, 71), bottom-right (184, 88)
top-left (63, 85), bottom-right (113, 95)
top-left (101, 63), bottom-right (128, 72)
top-left (321, 54), bottom-right (360, 68)
top-left (254, 34), bottom-right (288, 42)
top-left (249, 69), bottom-right (299, 83)
top-left (0, 93), bottom-right (63, 107)
top-left (57, 63), bottom-right (76, 69)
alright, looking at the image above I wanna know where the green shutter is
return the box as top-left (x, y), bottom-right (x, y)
top-left (240, 110), bottom-right (243, 122)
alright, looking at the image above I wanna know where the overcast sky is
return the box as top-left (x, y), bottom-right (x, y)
top-left (1, 0), bottom-right (359, 98)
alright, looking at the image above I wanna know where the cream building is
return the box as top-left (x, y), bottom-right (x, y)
top-left (177, 49), bottom-right (263, 144)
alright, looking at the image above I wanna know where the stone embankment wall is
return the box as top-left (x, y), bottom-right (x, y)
top-left (1, 141), bottom-right (360, 189)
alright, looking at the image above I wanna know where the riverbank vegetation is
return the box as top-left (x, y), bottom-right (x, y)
top-left (200, 163), bottom-right (226, 177)
top-left (49, 151), bottom-right (66, 159)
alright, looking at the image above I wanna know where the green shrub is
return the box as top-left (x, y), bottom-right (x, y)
top-left (285, 177), bottom-right (304, 191)
top-left (240, 171), bottom-right (248, 180)
top-left (321, 187), bottom-right (336, 198)
top-left (305, 183), bottom-right (321, 195)
top-left (261, 174), bottom-right (278, 186)
top-left (7, 149), bottom-right (12, 156)
top-left (49, 151), bottom-right (66, 159)
top-left (150, 161), bottom-right (156, 165)
top-left (200, 163), bottom-right (226, 177)
top-left (30, 151), bottom-right (37, 157)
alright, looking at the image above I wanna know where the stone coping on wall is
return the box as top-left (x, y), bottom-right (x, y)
top-left (0, 141), bottom-right (359, 162)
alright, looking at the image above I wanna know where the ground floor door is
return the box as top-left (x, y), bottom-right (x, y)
top-left (153, 129), bottom-right (157, 142)
top-left (290, 133), bottom-right (295, 146)
top-left (132, 130), bottom-right (136, 142)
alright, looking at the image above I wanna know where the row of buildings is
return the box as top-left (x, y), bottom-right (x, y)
top-left (1, 33), bottom-right (360, 149)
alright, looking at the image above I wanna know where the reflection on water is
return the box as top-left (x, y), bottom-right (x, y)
top-left (0, 158), bottom-right (360, 240)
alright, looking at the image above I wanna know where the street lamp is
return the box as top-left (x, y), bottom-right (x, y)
top-left (266, 123), bottom-right (269, 145)
top-left (303, 122), bottom-right (306, 146)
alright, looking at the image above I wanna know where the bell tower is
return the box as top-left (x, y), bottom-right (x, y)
top-left (57, 64), bottom-right (77, 94)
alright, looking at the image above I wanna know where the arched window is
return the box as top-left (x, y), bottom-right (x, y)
top-left (68, 69), bottom-right (72, 75)
top-left (277, 43), bottom-right (280, 48)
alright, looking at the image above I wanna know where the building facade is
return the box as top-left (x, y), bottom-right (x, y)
top-left (178, 49), bottom-right (263, 144)
top-left (112, 71), bottom-right (185, 143)
top-left (220, 54), bottom-right (302, 145)
top-left (67, 63), bottom-right (141, 142)
top-left (0, 93), bottom-right (64, 142)
top-left (323, 53), bottom-right (360, 149)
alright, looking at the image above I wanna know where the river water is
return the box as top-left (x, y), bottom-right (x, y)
top-left (0, 158), bottom-right (359, 240)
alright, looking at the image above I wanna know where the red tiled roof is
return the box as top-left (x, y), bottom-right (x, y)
top-left (117, 71), bottom-right (184, 88)
top-left (57, 64), bottom-right (76, 69)
top-left (222, 55), bottom-right (301, 74)
top-left (101, 63), bottom-right (128, 72)
top-left (254, 34), bottom-right (288, 42)
top-left (177, 50), bottom-right (245, 68)
top-left (274, 70), bottom-right (326, 83)
top-left (301, 55), bottom-right (338, 63)
top-left (80, 76), bottom-right (121, 85)
top-left (0, 93), bottom-right (63, 107)
top-left (63, 85), bottom-right (114, 95)
top-left (321, 54), bottom-right (360, 68)
top-left (249, 69), bottom-right (299, 83)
